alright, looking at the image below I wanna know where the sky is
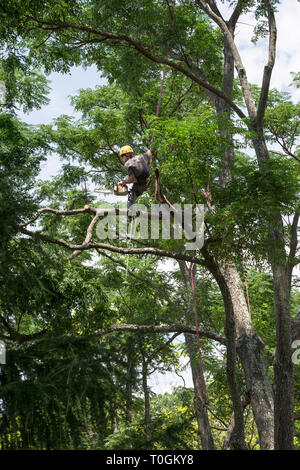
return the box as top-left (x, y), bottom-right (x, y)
top-left (221, 0), bottom-right (300, 98)
top-left (17, 0), bottom-right (300, 394)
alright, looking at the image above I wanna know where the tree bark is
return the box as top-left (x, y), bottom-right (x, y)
top-left (221, 263), bottom-right (274, 450)
top-left (223, 391), bottom-right (251, 450)
top-left (202, 251), bottom-right (274, 450)
top-left (184, 332), bottom-right (215, 450)
top-left (141, 352), bottom-right (151, 450)
top-left (252, 132), bottom-right (294, 450)
top-left (222, 271), bottom-right (247, 450)
top-left (125, 339), bottom-right (135, 425)
top-left (178, 261), bottom-right (215, 450)
top-left (212, 24), bottom-right (261, 450)
top-left (272, 264), bottom-right (294, 450)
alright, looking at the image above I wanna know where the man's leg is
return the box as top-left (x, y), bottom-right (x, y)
top-left (127, 185), bottom-right (137, 223)
top-left (127, 180), bottom-right (147, 222)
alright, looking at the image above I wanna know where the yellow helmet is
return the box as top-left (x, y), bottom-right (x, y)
top-left (119, 145), bottom-right (133, 156)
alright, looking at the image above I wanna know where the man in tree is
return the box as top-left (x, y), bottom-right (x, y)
top-left (118, 145), bottom-right (151, 216)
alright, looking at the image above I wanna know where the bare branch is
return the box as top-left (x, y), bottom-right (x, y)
top-left (272, 134), bottom-right (300, 163)
top-left (147, 332), bottom-right (182, 365)
top-left (93, 322), bottom-right (226, 344)
top-left (20, 206), bottom-right (97, 228)
top-left (20, 224), bottom-right (204, 266)
top-left (69, 212), bottom-right (100, 259)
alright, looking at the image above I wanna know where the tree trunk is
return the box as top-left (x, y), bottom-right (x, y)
top-left (273, 264), bottom-right (294, 449)
top-left (125, 339), bottom-right (135, 425)
top-left (112, 400), bottom-right (119, 434)
top-left (178, 261), bottom-right (215, 450)
top-left (222, 275), bottom-right (247, 450)
top-left (184, 333), bottom-right (215, 450)
top-left (214, 32), bottom-right (247, 450)
top-left (223, 391), bottom-right (251, 450)
top-left (252, 132), bottom-right (294, 449)
top-left (221, 262), bottom-right (274, 450)
top-left (202, 251), bottom-right (274, 449)
top-left (196, 0), bottom-right (292, 449)
top-left (141, 353), bottom-right (151, 450)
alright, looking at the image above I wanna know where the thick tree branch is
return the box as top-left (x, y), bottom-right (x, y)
top-left (289, 213), bottom-right (299, 262)
top-left (0, 315), bottom-right (48, 344)
top-left (26, 15), bottom-right (246, 119)
top-left (69, 212), bottom-right (100, 259)
top-left (19, 203), bottom-right (208, 266)
top-left (0, 319), bottom-right (225, 345)
top-left (93, 322), bottom-right (226, 344)
top-left (20, 206), bottom-right (96, 228)
top-left (256, 0), bottom-right (277, 128)
top-left (207, 0), bottom-right (223, 19)
top-left (194, 0), bottom-right (257, 120)
top-left (20, 225), bottom-right (204, 266)
top-left (228, 0), bottom-right (245, 29)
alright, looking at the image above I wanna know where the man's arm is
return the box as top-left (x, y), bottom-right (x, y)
top-left (118, 171), bottom-right (137, 186)
top-left (146, 149), bottom-right (152, 168)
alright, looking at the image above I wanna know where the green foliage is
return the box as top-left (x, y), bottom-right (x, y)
top-left (0, 0), bottom-right (299, 451)
top-left (0, 57), bottom-right (50, 112)
top-left (104, 387), bottom-right (200, 450)
top-left (0, 113), bottom-right (48, 246)
top-left (290, 71), bottom-right (300, 89)
top-left (0, 335), bottom-right (125, 449)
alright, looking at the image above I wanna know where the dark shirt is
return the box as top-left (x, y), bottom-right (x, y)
top-left (125, 154), bottom-right (150, 183)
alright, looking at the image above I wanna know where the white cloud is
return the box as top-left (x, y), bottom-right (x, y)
top-left (235, 0), bottom-right (300, 100)
top-left (217, 0), bottom-right (300, 101)
top-left (149, 358), bottom-right (194, 394)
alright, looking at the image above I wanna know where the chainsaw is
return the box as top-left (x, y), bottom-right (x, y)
top-left (94, 183), bottom-right (128, 196)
